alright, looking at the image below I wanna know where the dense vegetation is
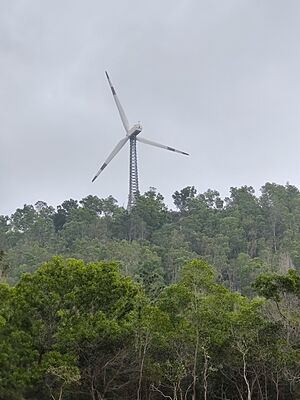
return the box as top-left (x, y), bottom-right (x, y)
top-left (0, 258), bottom-right (299, 399)
top-left (0, 182), bottom-right (300, 398)
top-left (1, 183), bottom-right (300, 291)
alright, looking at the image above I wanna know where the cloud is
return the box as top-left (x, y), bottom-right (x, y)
top-left (1, 0), bottom-right (300, 214)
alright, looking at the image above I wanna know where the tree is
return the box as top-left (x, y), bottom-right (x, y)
top-left (150, 260), bottom-right (238, 399)
top-left (52, 199), bottom-right (78, 232)
top-left (79, 195), bottom-right (104, 216)
top-left (0, 216), bottom-right (10, 251)
top-left (172, 186), bottom-right (197, 214)
top-left (130, 188), bottom-right (169, 240)
top-left (1, 257), bottom-right (141, 399)
top-left (11, 204), bottom-right (37, 232)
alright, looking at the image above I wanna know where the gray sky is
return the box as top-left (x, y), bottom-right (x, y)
top-left (1, 0), bottom-right (300, 215)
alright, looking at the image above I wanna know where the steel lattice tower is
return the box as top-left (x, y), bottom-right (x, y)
top-left (127, 136), bottom-right (139, 211)
top-left (91, 72), bottom-right (189, 212)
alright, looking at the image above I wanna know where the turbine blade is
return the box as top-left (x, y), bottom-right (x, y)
top-left (105, 71), bottom-right (130, 133)
top-left (136, 137), bottom-right (189, 156)
top-left (92, 136), bottom-right (129, 182)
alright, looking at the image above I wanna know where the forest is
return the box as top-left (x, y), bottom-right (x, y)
top-left (0, 182), bottom-right (300, 399)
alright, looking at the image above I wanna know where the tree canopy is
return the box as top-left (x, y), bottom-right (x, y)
top-left (1, 182), bottom-right (300, 398)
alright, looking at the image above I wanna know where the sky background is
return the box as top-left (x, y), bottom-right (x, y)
top-left (1, 0), bottom-right (300, 215)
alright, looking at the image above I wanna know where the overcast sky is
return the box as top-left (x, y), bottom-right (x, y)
top-left (1, 0), bottom-right (300, 215)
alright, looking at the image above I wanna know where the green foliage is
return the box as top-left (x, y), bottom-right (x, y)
top-left (3, 183), bottom-right (300, 292)
top-left (0, 257), bottom-right (299, 398)
top-left (0, 257), bottom-right (140, 399)
top-left (254, 269), bottom-right (300, 301)
top-left (2, 183), bottom-right (300, 397)
top-left (172, 185), bottom-right (197, 213)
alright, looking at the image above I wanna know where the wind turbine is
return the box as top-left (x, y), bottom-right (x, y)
top-left (92, 71), bottom-right (189, 211)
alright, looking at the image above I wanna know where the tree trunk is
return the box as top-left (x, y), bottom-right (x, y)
top-left (242, 352), bottom-right (251, 400)
top-left (192, 330), bottom-right (199, 400)
top-left (203, 348), bottom-right (209, 400)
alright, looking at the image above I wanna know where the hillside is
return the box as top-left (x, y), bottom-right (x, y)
top-left (1, 182), bottom-right (300, 293)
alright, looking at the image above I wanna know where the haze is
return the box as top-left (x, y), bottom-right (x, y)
top-left (1, 0), bottom-right (300, 215)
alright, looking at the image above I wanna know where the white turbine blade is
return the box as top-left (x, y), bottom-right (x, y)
top-left (136, 137), bottom-right (189, 156)
top-left (105, 71), bottom-right (130, 133)
top-left (92, 137), bottom-right (129, 182)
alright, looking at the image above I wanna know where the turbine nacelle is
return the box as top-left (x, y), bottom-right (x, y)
top-left (127, 123), bottom-right (143, 137)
